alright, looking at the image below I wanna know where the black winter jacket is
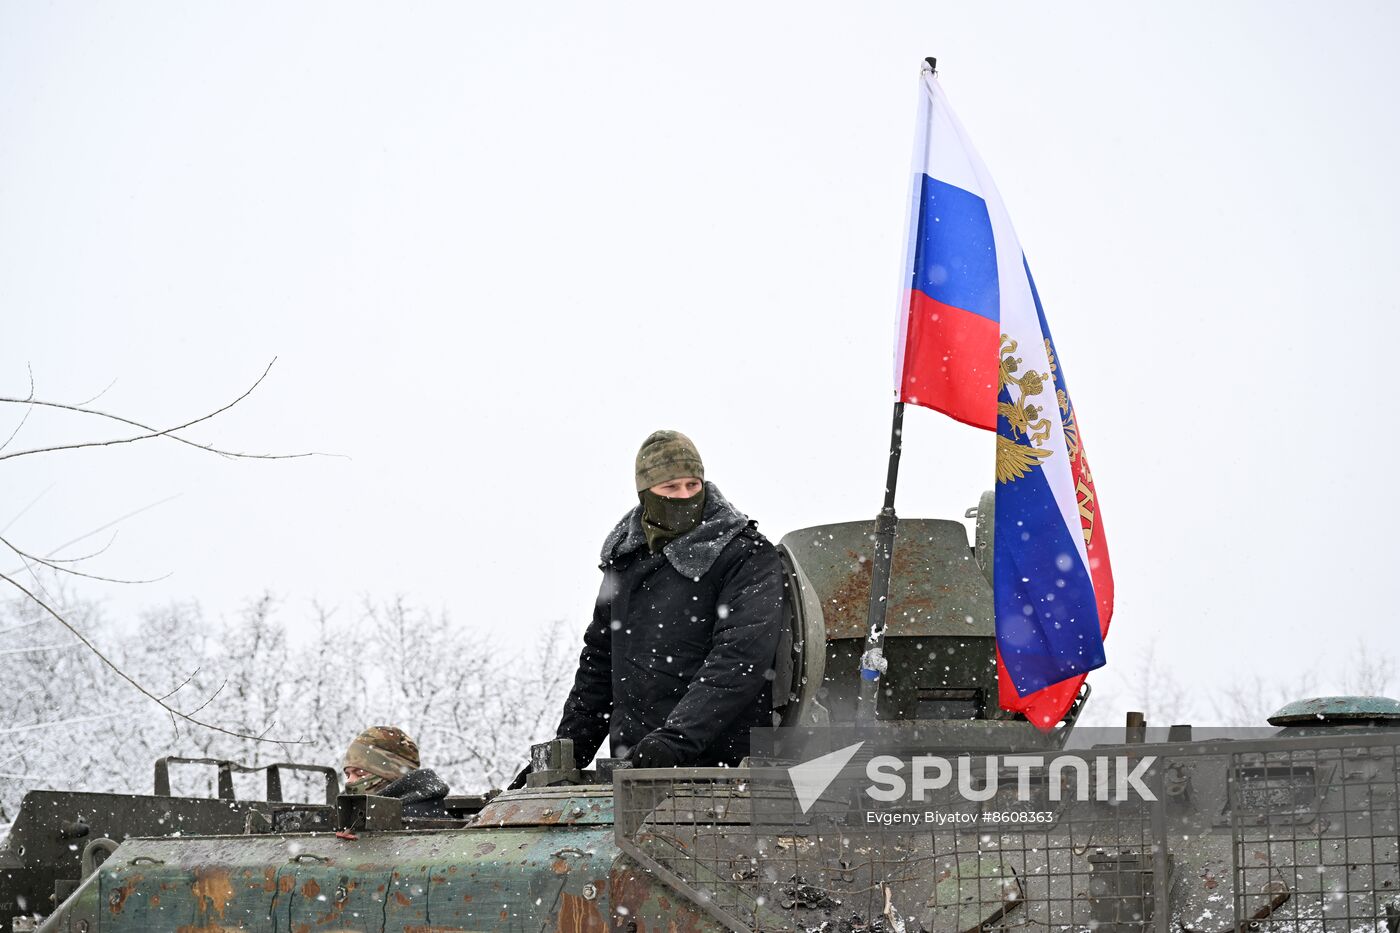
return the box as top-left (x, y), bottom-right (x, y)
top-left (379, 768), bottom-right (451, 819)
top-left (556, 484), bottom-right (785, 767)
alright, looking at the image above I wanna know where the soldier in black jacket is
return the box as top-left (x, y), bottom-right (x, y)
top-left (554, 430), bottom-right (785, 770)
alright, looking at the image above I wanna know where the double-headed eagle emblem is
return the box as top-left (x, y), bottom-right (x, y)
top-left (998, 334), bottom-right (1099, 545)
top-left (996, 335), bottom-right (1055, 483)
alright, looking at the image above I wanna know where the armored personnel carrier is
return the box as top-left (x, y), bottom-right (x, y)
top-left (6, 506), bottom-right (1398, 932)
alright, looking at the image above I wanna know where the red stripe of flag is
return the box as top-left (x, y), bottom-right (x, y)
top-left (898, 291), bottom-right (999, 431)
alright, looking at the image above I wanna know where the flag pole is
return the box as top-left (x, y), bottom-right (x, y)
top-left (855, 55), bottom-right (935, 722)
top-left (856, 400), bottom-right (904, 722)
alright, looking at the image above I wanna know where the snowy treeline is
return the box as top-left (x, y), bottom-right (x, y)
top-left (0, 586), bottom-right (575, 827)
top-left (4, 582), bottom-right (1395, 834)
top-left (1078, 636), bottom-right (1396, 729)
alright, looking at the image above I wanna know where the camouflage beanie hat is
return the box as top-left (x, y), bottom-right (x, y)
top-left (344, 726), bottom-right (420, 784)
top-left (635, 430), bottom-right (704, 492)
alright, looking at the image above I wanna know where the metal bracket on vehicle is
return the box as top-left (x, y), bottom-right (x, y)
top-left (336, 794), bottom-right (403, 833)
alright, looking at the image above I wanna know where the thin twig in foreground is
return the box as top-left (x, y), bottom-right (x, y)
top-left (0, 571), bottom-right (305, 745)
top-left (0, 533), bottom-right (170, 585)
top-left (0, 364), bottom-right (36, 455)
top-left (0, 358), bottom-right (330, 463)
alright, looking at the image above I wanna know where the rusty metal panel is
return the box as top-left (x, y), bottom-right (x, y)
top-left (1, 789), bottom-right (331, 931)
top-left (473, 786), bottom-right (615, 827)
top-left (41, 819), bottom-right (723, 932)
top-left (778, 519), bottom-right (992, 641)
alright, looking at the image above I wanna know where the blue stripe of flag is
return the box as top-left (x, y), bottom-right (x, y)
top-left (993, 428), bottom-right (1105, 695)
top-left (911, 175), bottom-right (999, 323)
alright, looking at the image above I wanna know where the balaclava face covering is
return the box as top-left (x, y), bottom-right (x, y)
top-left (633, 429), bottom-right (707, 553)
top-left (639, 486), bottom-right (707, 554)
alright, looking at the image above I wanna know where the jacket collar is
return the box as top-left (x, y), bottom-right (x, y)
top-left (380, 768), bottom-right (448, 805)
top-left (601, 482), bottom-right (749, 579)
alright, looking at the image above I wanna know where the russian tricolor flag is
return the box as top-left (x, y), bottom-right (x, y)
top-left (895, 65), bottom-right (1115, 728)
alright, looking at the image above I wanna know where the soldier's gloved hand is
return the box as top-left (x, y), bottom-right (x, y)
top-left (507, 763), bottom-right (532, 790)
top-left (629, 733), bottom-right (682, 769)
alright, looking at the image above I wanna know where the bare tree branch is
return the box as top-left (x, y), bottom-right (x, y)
top-left (0, 482), bottom-right (52, 535)
top-left (1343, 640), bottom-right (1395, 696)
top-left (0, 533), bottom-right (170, 585)
top-left (0, 358), bottom-right (330, 463)
top-left (0, 364), bottom-right (36, 455)
top-left (72, 377), bottom-right (119, 408)
top-left (0, 713), bottom-right (119, 736)
top-left (184, 678), bottom-right (229, 718)
top-left (0, 570), bottom-right (305, 745)
top-left (156, 666), bottom-right (201, 701)
top-left (41, 497), bottom-right (175, 559)
top-left (38, 532), bottom-right (120, 564)
top-left (0, 619), bottom-right (42, 637)
top-left (0, 643), bottom-right (76, 657)
top-left (3, 496), bottom-right (176, 578)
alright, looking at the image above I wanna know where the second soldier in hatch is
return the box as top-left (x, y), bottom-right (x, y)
top-left (552, 430), bottom-right (786, 770)
top-left (342, 726), bottom-right (451, 818)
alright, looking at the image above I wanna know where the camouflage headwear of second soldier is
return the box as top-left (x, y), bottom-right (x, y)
top-left (343, 726), bottom-right (420, 795)
top-left (634, 430), bottom-right (704, 492)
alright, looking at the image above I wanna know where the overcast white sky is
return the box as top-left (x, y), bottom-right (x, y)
top-left (3, 2), bottom-right (1397, 725)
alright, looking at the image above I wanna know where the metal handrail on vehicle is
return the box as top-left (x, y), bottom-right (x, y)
top-left (153, 756), bottom-right (339, 806)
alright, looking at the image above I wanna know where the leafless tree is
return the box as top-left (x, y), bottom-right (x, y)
top-left (0, 363), bottom-right (574, 831)
top-left (354, 598), bottom-right (574, 791)
top-left (1210, 670), bottom-right (1318, 727)
top-left (1078, 636), bottom-right (1198, 729)
top-left (1, 589), bottom-right (577, 823)
top-left (1341, 641), bottom-right (1395, 696)
top-left (0, 361), bottom-right (321, 742)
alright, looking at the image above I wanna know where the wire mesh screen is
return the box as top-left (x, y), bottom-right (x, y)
top-left (615, 760), bottom-right (1168, 932)
top-left (1229, 740), bottom-right (1400, 933)
top-left (615, 733), bottom-right (1400, 933)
